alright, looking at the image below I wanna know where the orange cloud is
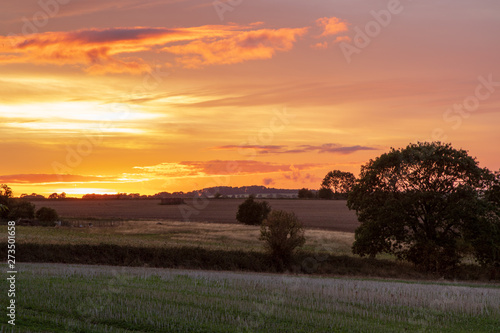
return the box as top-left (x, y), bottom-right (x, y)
top-left (162, 27), bottom-right (308, 68)
top-left (311, 41), bottom-right (329, 49)
top-left (334, 36), bottom-right (351, 43)
top-left (1, 24), bottom-right (307, 73)
top-left (134, 160), bottom-right (323, 178)
top-left (2, 27), bottom-right (177, 74)
top-left (316, 17), bottom-right (349, 37)
top-left (283, 165), bottom-right (322, 183)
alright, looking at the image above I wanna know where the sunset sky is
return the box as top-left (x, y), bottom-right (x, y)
top-left (1, 0), bottom-right (499, 197)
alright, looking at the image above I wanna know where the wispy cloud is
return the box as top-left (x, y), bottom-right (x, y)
top-left (283, 165), bottom-right (322, 183)
top-left (163, 27), bottom-right (308, 68)
top-left (210, 145), bottom-right (286, 154)
top-left (300, 144), bottom-right (378, 154)
top-left (0, 174), bottom-right (115, 184)
top-left (211, 143), bottom-right (378, 155)
top-left (4, 0), bottom-right (184, 23)
top-left (134, 160), bottom-right (324, 178)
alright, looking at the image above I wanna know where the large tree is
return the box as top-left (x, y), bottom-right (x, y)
top-left (321, 170), bottom-right (356, 199)
top-left (347, 142), bottom-right (498, 272)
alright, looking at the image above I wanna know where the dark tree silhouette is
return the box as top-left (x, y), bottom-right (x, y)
top-left (260, 210), bottom-right (306, 268)
top-left (236, 195), bottom-right (271, 225)
top-left (348, 142), bottom-right (499, 272)
top-left (298, 188), bottom-right (314, 199)
top-left (321, 170), bottom-right (356, 199)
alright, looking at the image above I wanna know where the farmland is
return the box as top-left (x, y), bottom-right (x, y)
top-left (2, 198), bottom-right (500, 332)
top-left (3, 220), bottom-right (355, 254)
top-left (1, 263), bottom-right (499, 332)
top-left (33, 199), bottom-right (360, 232)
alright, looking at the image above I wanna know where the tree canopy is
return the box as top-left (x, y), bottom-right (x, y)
top-left (347, 142), bottom-right (499, 272)
top-left (321, 170), bottom-right (356, 199)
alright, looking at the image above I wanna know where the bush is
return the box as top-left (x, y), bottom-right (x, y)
top-left (36, 207), bottom-right (59, 224)
top-left (8, 200), bottom-right (35, 220)
top-left (260, 210), bottom-right (306, 269)
top-left (318, 187), bottom-right (334, 200)
top-left (236, 196), bottom-right (271, 225)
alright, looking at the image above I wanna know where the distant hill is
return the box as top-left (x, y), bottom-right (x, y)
top-left (155, 186), bottom-right (309, 199)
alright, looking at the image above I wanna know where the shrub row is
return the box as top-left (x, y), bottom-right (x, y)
top-left (2, 243), bottom-right (498, 281)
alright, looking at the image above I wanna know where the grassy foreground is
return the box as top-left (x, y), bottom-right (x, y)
top-left (1, 263), bottom-right (499, 333)
top-left (1, 222), bottom-right (497, 280)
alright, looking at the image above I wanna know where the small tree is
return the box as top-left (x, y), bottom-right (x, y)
top-left (260, 210), bottom-right (306, 268)
top-left (36, 207), bottom-right (59, 224)
top-left (298, 188), bottom-right (314, 199)
top-left (322, 170), bottom-right (356, 199)
top-left (236, 195), bottom-right (271, 225)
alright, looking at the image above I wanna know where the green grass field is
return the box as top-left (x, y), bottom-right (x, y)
top-left (1, 263), bottom-right (499, 333)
